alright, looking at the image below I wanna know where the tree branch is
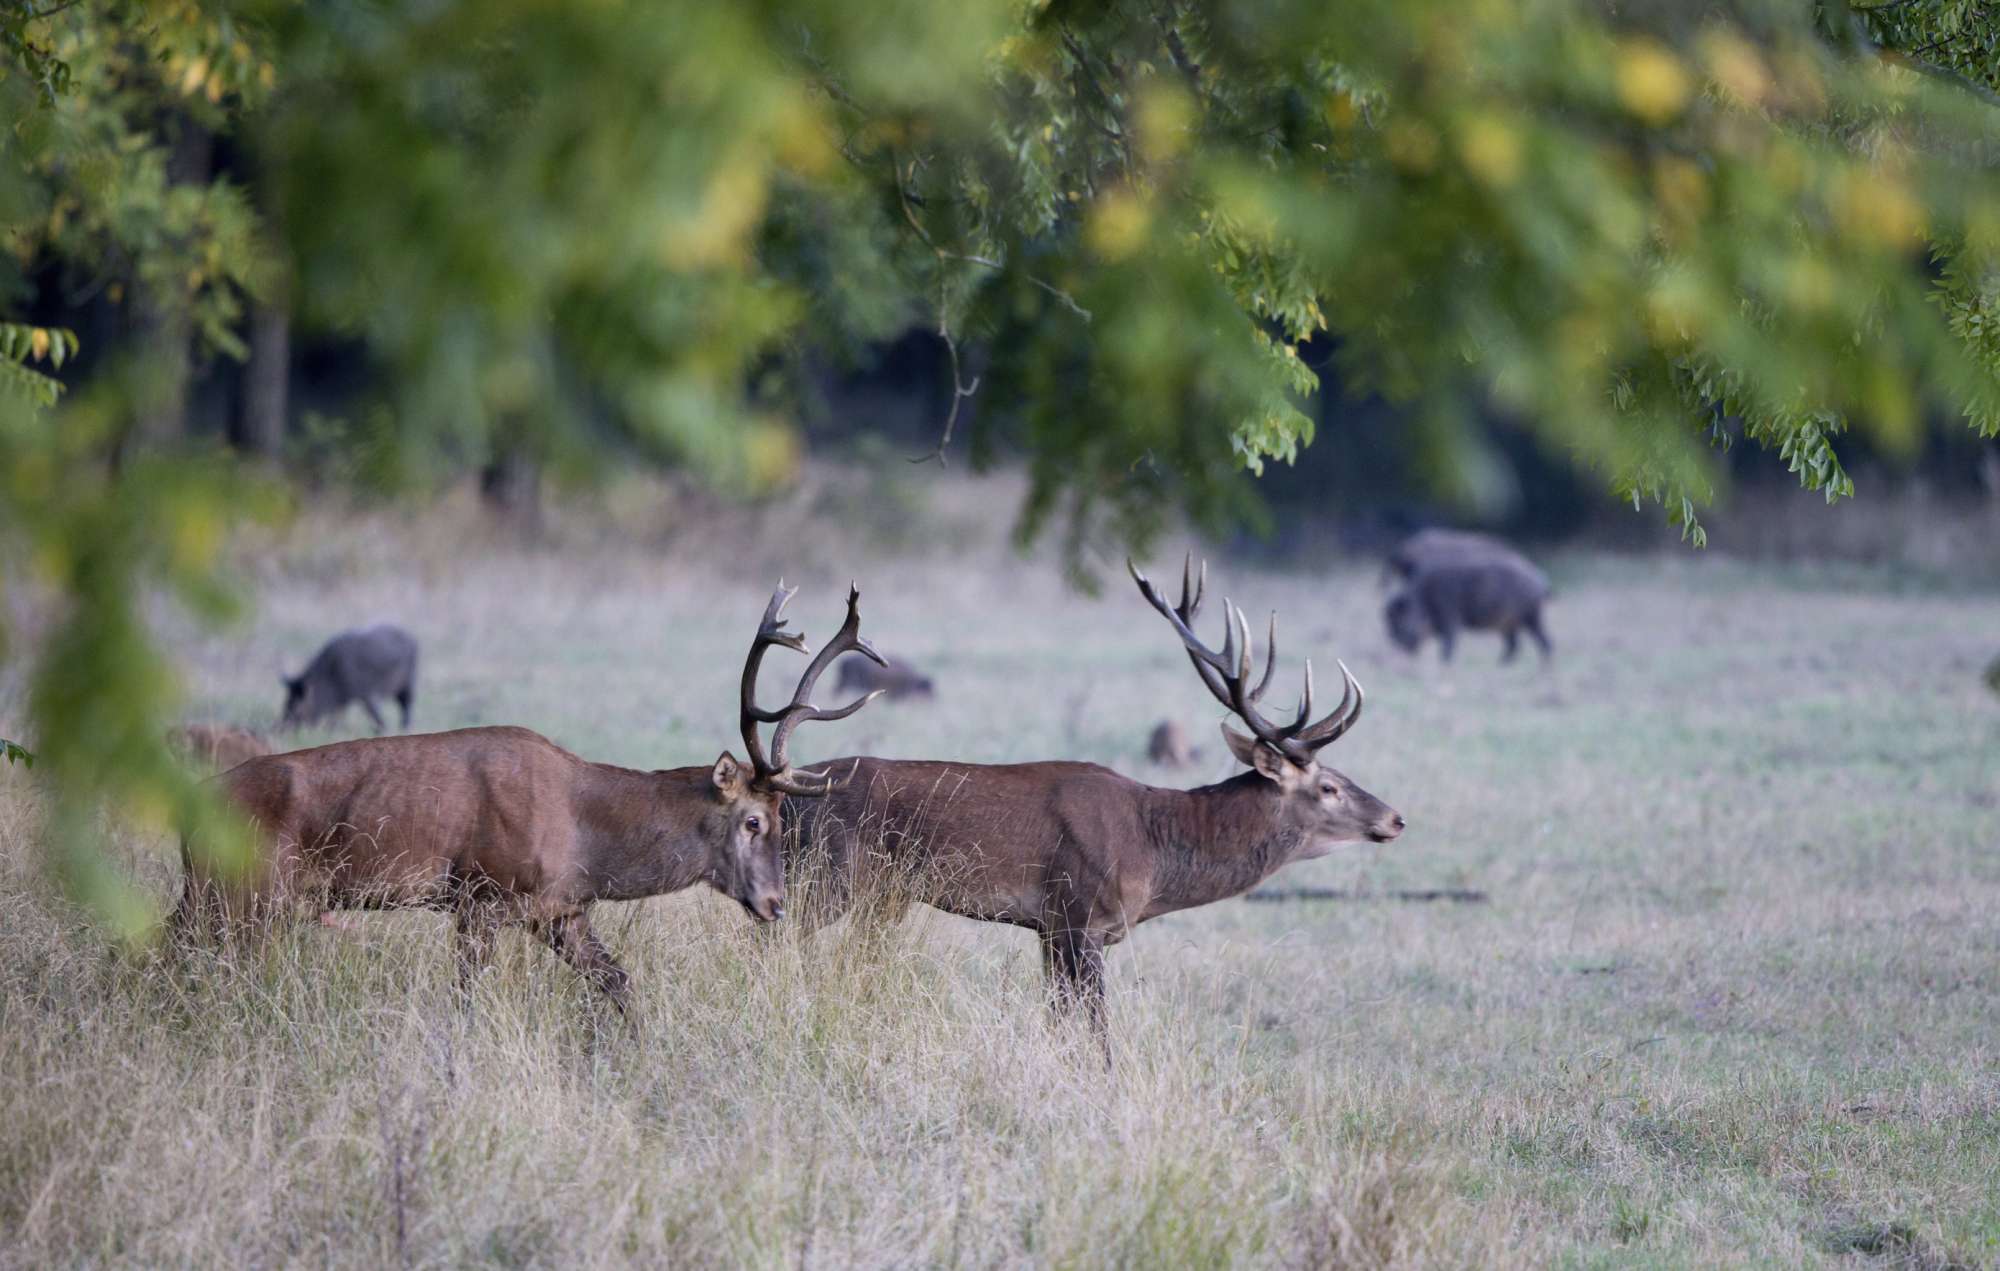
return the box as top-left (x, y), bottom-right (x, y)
top-left (1877, 47), bottom-right (2000, 109)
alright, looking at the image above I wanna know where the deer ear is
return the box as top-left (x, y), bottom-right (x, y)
top-left (711, 752), bottom-right (743, 794)
top-left (1221, 724), bottom-right (1260, 768)
top-left (1250, 743), bottom-right (1297, 784)
top-left (1224, 724), bottom-right (1298, 784)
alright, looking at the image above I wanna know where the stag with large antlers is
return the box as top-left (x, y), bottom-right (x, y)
top-left (784, 557), bottom-right (1402, 1044)
top-left (174, 583), bottom-right (885, 1011)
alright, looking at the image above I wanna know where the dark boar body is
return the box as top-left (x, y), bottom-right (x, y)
top-left (1386, 558), bottom-right (1551, 664)
top-left (1385, 528), bottom-right (1532, 582)
top-left (281, 624), bottom-right (419, 732)
top-left (835, 653), bottom-right (933, 701)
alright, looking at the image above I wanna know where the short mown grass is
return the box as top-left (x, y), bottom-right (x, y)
top-left (2, 481), bottom-right (1997, 1268)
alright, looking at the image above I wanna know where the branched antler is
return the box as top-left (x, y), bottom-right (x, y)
top-left (739, 582), bottom-right (887, 796)
top-left (1129, 554), bottom-right (1363, 766)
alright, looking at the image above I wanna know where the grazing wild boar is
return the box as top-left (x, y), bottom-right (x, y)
top-left (1385, 527), bottom-right (1534, 583)
top-left (169, 724), bottom-right (273, 773)
top-left (1386, 556), bottom-right (1552, 664)
top-left (1146, 719), bottom-right (1196, 768)
top-left (836, 653), bottom-right (934, 701)
top-left (280, 624), bottom-right (419, 732)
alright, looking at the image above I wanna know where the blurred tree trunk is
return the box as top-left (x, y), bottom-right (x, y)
top-left (480, 448), bottom-right (542, 530)
top-left (133, 115), bottom-right (211, 447)
top-left (240, 285), bottom-right (289, 459)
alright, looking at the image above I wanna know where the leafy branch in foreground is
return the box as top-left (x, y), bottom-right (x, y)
top-left (4, 0), bottom-right (2000, 921)
top-left (0, 325), bottom-right (77, 409)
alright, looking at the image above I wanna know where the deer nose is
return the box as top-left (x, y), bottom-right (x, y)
top-left (1372, 814), bottom-right (1405, 842)
top-left (751, 894), bottom-right (785, 922)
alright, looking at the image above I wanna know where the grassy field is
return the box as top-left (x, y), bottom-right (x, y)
top-left (2, 479), bottom-right (1998, 1269)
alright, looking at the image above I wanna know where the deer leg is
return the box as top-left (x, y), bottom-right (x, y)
top-left (1041, 925), bottom-right (1109, 1047)
top-left (167, 865), bottom-right (203, 943)
top-left (358, 695), bottom-right (387, 734)
top-left (454, 905), bottom-right (502, 995)
top-left (541, 910), bottom-right (633, 1013)
top-left (395, 685), bottom-right (414, 730)
top-left (1501, 627), bottom-right (1519, 663)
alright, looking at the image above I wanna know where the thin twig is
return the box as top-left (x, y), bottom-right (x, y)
top-left (819, 72), bottom-right (1091, 320)
top-left (908, 340), bottom-right (979, 466)
top-left (893, 153), bottom-right (982, 467)
top-left (1160, 21), bottom-right (1204, 96)
top-left (933, 248), bottom-right (1092, 320)
top-left (1877, 47), bottom-right (2000, 108)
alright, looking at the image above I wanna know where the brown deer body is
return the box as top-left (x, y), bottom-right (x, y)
top-left (168, 723), bottom-right (274, 773)
top-left (786, 559), bottom-right (1403, 1034)
top-left (175, 584), bottom-right (886, 1009)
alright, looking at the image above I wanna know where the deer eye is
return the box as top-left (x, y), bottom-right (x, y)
top-left (1320, 784), bottom-right (1337, 797)
top-left (745, 816), bottom-right (762, 834)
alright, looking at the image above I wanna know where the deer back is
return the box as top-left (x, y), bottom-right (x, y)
top-left (783, 756), bottom-right (1382, 928)
top-left (210, 726), bottom-right (592, 906)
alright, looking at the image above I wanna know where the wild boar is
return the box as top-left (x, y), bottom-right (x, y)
top-left (1146, 718), bottom-right (1196, 768)
top-left (168, 723), bottom-right (273, 772)
top-left (280, 624), bottom-right (419, 732)
top-left (1385, 528), bottom-right (1534, 583)
top-left (835, 653), bottom-right (934, 701)
top-left (1386, 557), bottom-right (1551, 664)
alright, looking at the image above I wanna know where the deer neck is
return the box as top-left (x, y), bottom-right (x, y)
top-left (1141, 772), bottom-right (1303, 915)
top-left (573, 764), bottom-right (719, 902)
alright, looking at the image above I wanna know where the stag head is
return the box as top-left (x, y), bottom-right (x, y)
top-left (708, 582), bottom-right (887, 921)
top-left (1132, 556), bottom-right (1404, 857)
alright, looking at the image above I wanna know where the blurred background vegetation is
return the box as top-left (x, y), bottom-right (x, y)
top-left (2, 0), bottom-right (1999, 923)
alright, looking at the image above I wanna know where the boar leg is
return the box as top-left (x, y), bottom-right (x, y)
top-left (1421, 591), bottom-right (1458, 662)
top-left (1525, 608), bottom-right (1552, 663)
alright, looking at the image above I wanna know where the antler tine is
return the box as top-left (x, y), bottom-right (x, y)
top-left (1247, 611), bottom-right (1281, 706)
top-left (1133, 556), bottom-right (1370, 765)
top-left (1294, 660), bottom-right (1365, 750)
top-left (765, 583), bottom-right (886, 775)
top-left (1128, 559), bottom-right (1237, 708)
top-left (1220, 600), bottom-right (1243, 682)
top-left (1176, 553), bottom-right (1205, 626)
top-left (740, 580), bottom-right (807, 773)
top-left (740, 583), bottom-right (885, 790)
top-left (763, 757), bottom-right (865, 799)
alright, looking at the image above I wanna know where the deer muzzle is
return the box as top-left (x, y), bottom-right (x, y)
top-left (1369, 812), bottom-right (1406, 843)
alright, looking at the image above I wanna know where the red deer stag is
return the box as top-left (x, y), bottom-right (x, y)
top-left (784, 557), bottom-right (1403, 1038)
top-left (174, 583), bottom-right (886, 1010)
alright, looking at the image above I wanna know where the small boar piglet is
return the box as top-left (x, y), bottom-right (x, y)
top-left (1147, 719), bottom-right (1197, 768)
top-left (280, 624), bottom-right (419, 732)
top-left (835, 653), bottom-right (934, 700)
top-left (1386, 555), bottom-right (1551, 664)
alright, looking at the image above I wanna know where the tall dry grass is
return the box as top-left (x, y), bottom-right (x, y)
top-left (1, 468), bottom-right (1997, 1267)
